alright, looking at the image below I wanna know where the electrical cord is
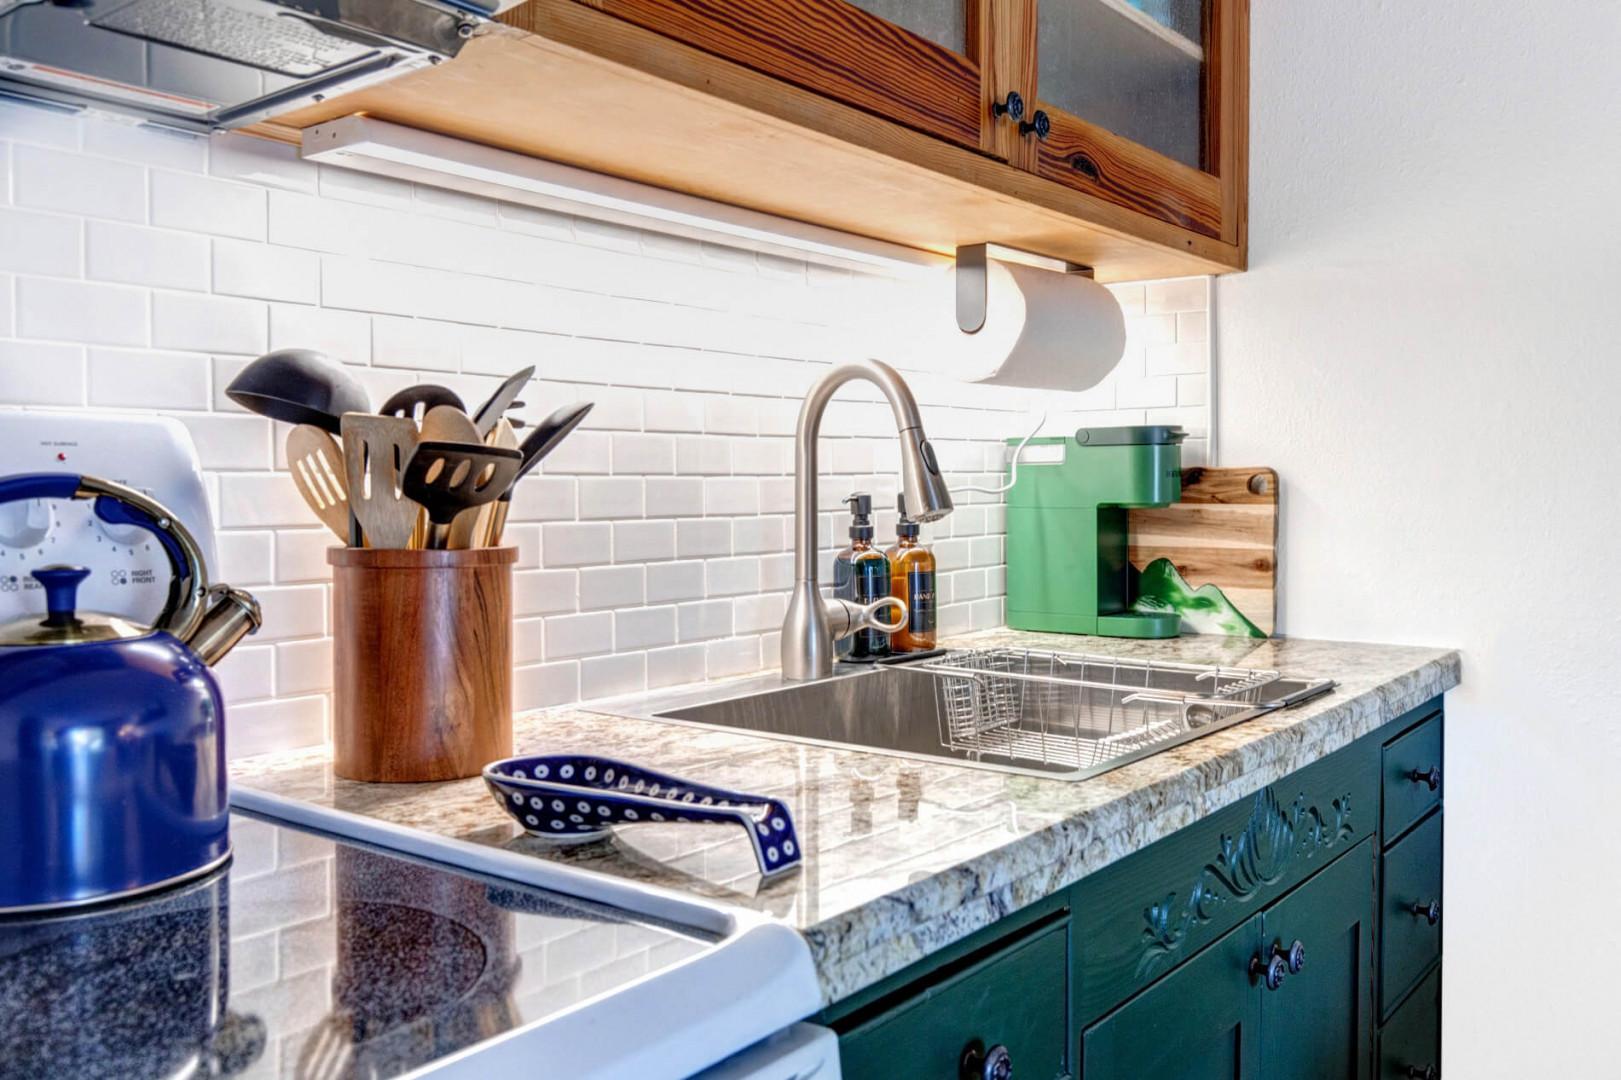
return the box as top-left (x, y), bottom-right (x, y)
top-left (954, 411), bottom-right (1047, 496)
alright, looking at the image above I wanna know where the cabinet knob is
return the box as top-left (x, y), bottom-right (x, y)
top-left (992, 91), bottom-right (1025, 122)
top-left (1019, 110), bottom-right (1050, 140)
top-left (1410, 898), bottom-right (1442, 926)
top-left (960, 1040), bottom-right (1013, 1080)
top-left (1408, 765), bottom-right (1442, 791)
top-left (1274, 939), bottom-right (1306, 975)
top-left (1404, 1066), bottom-right (1439, 1080)
top-left (1249, 951), bottom-right (1288, 991)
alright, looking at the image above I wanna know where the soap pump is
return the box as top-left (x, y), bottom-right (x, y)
top-left (886, 494), bottom-right (937, 652)
top-left (832, 491), bottom-right (892, 659)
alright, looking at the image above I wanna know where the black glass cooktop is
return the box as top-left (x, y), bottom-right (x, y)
top-left (0, 812), bottom-right (713, 1079)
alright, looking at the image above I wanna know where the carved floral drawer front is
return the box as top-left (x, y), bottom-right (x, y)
top-left (1072, 737), bottom-right (1379, 1025)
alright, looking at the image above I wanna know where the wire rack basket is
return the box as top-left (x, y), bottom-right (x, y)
top-left (905, 648), bottom-right (1295, 772)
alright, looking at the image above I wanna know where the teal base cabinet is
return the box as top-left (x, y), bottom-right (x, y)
top-left (819, 700), bottom-right (1445, 1080)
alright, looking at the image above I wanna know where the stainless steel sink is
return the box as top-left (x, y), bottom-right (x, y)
top-left (604, 649), bottom-right (1335, 782)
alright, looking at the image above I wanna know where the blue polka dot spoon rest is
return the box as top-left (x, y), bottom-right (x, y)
top-left (483, 754), bottom-right (802, 878)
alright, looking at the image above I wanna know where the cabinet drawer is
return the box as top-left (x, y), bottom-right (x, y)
top-left (1382, 711), bottom-right (1443, 841)
top-left (837, 919), bottom-right (1068, 1080)
top-left (1378, 966), bottom-right (1441, 1080)
top-left (1074, 736), bottom-right (1378, 1024)
top-left (1380, 811), bottom-right (1443, 1018)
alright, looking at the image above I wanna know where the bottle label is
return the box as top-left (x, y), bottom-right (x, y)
top-left (851, 557), bottom-right (890, 658)
top-left (907, 568), bottom-right (936, 634)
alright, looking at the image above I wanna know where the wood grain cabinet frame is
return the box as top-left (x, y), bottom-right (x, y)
top-left (569, 0), bottom-right (1248, 246)
top-left (249, 0), bottom-right (1249, 278)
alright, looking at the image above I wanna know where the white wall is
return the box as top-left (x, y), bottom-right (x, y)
top-left (1216, 4), bottom-right (1621, 1074)
top-left (0, 105), bottom-right (1210, 759)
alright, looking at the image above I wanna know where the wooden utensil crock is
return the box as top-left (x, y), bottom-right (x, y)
top-left (329, 546), bottom-right (516, 782)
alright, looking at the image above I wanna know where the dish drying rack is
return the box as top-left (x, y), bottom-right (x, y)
top-left (899, 648), bottom-right (1314, 774)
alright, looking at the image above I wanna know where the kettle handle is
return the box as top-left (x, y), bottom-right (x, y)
top-left (0, 472), bottom-right (211, 640)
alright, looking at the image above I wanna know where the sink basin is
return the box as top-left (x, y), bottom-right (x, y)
top-left (605, 649), bottom-right (1336, 782)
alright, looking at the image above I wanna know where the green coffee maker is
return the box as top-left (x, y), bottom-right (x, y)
top-left (1005, 425), bottom-right (1185, 638)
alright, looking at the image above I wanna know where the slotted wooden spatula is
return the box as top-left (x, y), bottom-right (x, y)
top-left (340, 413), bottom-right (419, 549)
top-left (286, 424), bottom-right (350, 542)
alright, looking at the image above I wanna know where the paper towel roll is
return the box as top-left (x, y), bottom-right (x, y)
top-left (876, 260), bottom-right (1126, 390)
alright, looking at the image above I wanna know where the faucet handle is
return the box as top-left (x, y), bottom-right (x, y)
top-left (823, 596), bottom-right (908, 642)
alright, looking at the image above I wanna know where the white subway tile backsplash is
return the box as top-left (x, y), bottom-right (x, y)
top-left (544, 611), bottom-right (614, 659)
top-left (579, 565), bottom-right (643, 610)
top-left (646, 560), bottom-right (705, 603)
top-left (213, 239), bottom-right (319, 303)
top-left (268, 304), bottom-right (370, 364)
top-left (615, 606), bottom-right (676, 651)
top-left (17, 277), bottom-right (147, 344)
top-left (579, 476), bottom-right (644, 519)
top-left (0, 341), bottom-right (85, 405)
top-left (87, 221), bottom-right (209, 291)
top-left (0, 207), bottom-right (80, 276)
top-left (706, 637), bottom-right (760, 678)
top-left (152, 292), bottom-right (267, 355)
top-left (677, 599), bottom-right (732, 642)
top-left (13, 145), bottom-right (144, 221)
top-left (515, 662), bottom-right (579, 711)
top-left (543, 522), bottom-right (613, 566)
top-left (580, 653), bottom-right (646, 699)
top-left (613, 520), bottom-right (676, 563)
top-left (676, 519), bottom-right (731, 559)
top-left (151, 170), bottom-right (266, 239)
top-left (646, 644), bottom-right (708, 689)
top-left (2, 111), bottom-right (1212, 757)
top-left (515, 569), bottom-right (578, 616)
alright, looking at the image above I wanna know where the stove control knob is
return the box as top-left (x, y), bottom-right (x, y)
top-left (0, 499), bottom-right (53, 549)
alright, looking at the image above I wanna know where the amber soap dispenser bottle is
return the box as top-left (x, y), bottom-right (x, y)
top-left (887, 495), bottom-right (937, 652)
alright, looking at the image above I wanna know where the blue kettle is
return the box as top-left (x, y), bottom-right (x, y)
top-left (0, 473), bottom-right (261, 912)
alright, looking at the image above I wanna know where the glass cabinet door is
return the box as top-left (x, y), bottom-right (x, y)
top-left (1027, 0), bottom-right (1240, 241)
top-left (1038, 0), bottom-right (1206, 169)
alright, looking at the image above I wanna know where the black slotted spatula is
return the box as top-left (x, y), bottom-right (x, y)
top-left (402, 441), bottom-right (523, 549)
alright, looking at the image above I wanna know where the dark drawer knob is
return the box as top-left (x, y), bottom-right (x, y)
top-left (1019, 110), bottom-right (1050, 140)
top-left (1249, 951), bottom-right (1288, 991)
top-left (992, 91), bottom-right (1024, 121)
top-left (961, 1040), bottom-right (1013, 1080)
top-left (1274, 939), bottom-right (1306, 975)
top-left (1404, 1066), bottom-right (1439, 1080)
top-left (1408, 765), bottom-right (1442, 791)
top-left (1410, 898), bottom-right (1442, 926)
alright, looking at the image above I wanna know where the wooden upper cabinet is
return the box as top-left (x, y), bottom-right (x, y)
top-left (571, 0), bottom-right (1246, 245)
top-left (249, 0), bottom-right (1249, 279)
top-left (580, 0), bottom-right (992, 152)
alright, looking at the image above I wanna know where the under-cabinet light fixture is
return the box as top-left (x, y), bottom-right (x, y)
top-left (299, 116), bottom-right (947, 275)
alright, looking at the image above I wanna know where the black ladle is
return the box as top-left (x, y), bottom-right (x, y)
top-left (225, 349), bottom-right (370, 435)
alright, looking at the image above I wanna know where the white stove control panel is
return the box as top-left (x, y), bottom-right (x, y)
top-left (0, 412), bottom-right (218, 627)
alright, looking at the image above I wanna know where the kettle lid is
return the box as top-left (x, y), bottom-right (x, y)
top-left (0, 565), bottom-right (151, 646)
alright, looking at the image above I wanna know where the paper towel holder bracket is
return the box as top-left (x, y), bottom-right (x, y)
top-left (955, 243), bottom-right (1093, 335)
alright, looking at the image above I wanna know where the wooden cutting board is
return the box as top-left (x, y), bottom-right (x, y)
top-left (1127, 466), bottom-right (1278, 636)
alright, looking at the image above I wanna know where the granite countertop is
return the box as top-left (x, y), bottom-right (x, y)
top-left (231, 629), bottom-right (1459, 1004)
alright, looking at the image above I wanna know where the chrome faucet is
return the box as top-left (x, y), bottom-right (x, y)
top-left (781, 359), bottom-right (953, 681)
